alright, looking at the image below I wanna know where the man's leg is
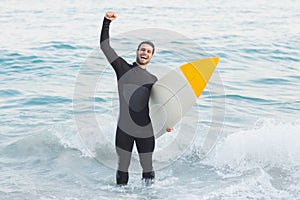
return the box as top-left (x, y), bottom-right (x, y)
top-left (115, 127), bottom-right (134, 185)
top-left (135, 136), bottom-right (155, 180)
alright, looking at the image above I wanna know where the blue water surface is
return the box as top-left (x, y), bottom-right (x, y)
top-left (1, 0), bottom-right (300, 199)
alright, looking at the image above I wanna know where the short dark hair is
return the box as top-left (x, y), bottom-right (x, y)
top-left (137, 41), bottom-right (155, 54)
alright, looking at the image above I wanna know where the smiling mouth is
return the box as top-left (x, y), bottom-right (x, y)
top-left (141, 56), bottom-right (147, 59)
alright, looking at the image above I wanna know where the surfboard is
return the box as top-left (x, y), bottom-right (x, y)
top-left (149, 57), bottom-right (219, 138)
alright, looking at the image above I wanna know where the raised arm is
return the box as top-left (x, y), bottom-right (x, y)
top-left (100, 12), bottom-right (129, 76)
top-left (100, 12), bottom-right (119, 65)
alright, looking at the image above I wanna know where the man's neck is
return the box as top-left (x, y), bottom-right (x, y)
top-left (136, 62), bottom-right (147, 69)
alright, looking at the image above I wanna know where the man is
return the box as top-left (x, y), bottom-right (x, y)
top-left (100, 11), bottom-right (173, 185)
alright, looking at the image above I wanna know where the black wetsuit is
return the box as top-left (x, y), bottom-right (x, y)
top-left (100, 18), bottom-right (157, 185)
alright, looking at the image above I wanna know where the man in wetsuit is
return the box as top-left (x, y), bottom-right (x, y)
top-left (100, 11), bottom-right (173, 185)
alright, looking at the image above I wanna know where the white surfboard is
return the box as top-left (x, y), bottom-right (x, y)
top-left (149, 57), bottom-right (219, 138)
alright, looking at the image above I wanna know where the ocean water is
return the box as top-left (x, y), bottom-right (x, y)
top-left (1, 0), bottom-right (300, 199)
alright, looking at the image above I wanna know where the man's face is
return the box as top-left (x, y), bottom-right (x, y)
top-left (136, 44), bottom-right (154, 66)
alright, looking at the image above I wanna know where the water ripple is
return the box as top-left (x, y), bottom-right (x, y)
top-left (22, 96), bottom-right (72, 106)
top-left (0, 89), bottom-right (22, 97)
top-left (34, 41), bottom-right (93, 51)
top-left (225, 94), bottom-right (272, 103)
top-left (252, 77), bottom-right (292, 85)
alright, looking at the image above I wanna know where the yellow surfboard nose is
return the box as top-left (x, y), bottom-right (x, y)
top-left (180, 57), bottom-right (219, 97)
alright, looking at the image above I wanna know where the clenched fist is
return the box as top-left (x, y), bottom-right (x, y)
top-left (105, 11), bottom-right (117, 21)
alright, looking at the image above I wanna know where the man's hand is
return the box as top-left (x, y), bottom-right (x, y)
top-left (105, 11), bottom-right (117, 21)
top-left (166, 127), bottom-right (174, 132)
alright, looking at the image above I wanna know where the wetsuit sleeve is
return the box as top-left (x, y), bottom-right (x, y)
top-left (100, 17), bottom-right (128, 74)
